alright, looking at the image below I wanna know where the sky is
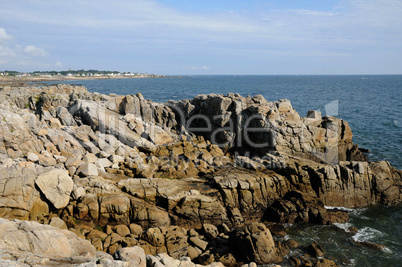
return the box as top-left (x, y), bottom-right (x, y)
top-left (0, 0), bottom-right (401, 75)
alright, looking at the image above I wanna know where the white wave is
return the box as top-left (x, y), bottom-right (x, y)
top-left (350, 208), bottom-right (369, 218)
top-left (333, 222), bottom-right (354, 232)
top-left (382, 247), bottom-right (393, 254)
top-left (324, 206), bottom-right (355, 212)
top-left (352, 227), bottom-right (384, 242)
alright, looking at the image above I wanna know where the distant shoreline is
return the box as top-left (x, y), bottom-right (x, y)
top-left (0, 74), bottom-right (181, 84)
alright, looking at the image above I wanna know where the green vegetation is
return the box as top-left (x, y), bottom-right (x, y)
top-left (96, 225), bottom-right (105, 232)
top-left (32, 69), bottom-right (120, 76)
top-left (1, 70), bottom-right (19, 76)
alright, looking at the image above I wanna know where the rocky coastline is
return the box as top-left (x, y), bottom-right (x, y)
top-left (0, 84), bottom-right (400, 266)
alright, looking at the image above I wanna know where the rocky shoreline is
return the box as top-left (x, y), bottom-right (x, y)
top-left (0, 84), bottom-right (400, 266)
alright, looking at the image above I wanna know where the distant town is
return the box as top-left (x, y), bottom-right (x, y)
top-left (0, 69), bottom-right (170, 79)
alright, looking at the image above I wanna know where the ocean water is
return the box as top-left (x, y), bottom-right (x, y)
top-left (47, 75), bottom-right (402, 266)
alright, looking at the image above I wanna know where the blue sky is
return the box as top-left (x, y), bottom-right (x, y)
top-left (0, 0), bottom-right (401, 74)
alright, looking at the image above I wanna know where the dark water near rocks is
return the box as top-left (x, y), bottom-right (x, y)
top-left (48, 75), bottom-right (401, 266)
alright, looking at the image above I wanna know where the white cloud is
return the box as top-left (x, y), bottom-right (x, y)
top-left (0, 28), bottom-right (12, 43)
top-left (55, 61), bottom-right (62, 67)
top-left (0, 42), bottom-right (49, 69)
top-left (24, 45), bottom-right (47, 57)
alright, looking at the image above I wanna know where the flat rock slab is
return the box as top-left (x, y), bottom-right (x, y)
top-left (35, 169), bottom-right (73, 209)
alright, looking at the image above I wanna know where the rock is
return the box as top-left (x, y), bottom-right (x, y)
top-left (263, 190), bottom-right (346, 225)
top-left (352, 240), bottom-right (386, 251)
top-left (285, 239), bottom-right (299, 249)
top-left (35, 169), bottom-right (73, 209)
top-left (140, 227), bottom-right (165, 247)
top-left (38, 156), bottom-right (57, 167)
top-left (99, 194), bottom-right (131, 225)
top-left (189, 236), bottom-right (208, 251)
top-left (145, 125), bottom-right (174, 145)
top-left (231, 222), bottom-right (277, 264)
top-left (77, 162), bottom-right (99, 177)
top-left (69, 100), bottom-right (156, 152)
top-left (0, 218), bottom-right (95, 259)
top-left (187, 245), bottom-right (200, 260)
top-left (27, 152), bottom-right (39, 162)
top-left (129, 224), bottom-right (143, 235)
top-left (114, 246), bottom-right (146, 267)
top-left (308, 241), bottom-right (325, 258)
top-left (113, 225), bottom-right (131, 238)
top-left (165, 227), bottom-right (189, 258)
top-left (97, 158), bottom-right (113, 168)
top-left (48, 217), bottom-right (68, 229)
top-left (56, 106), bottom-right (77, 126)
top-left (121, 95), bottom-right (142, 117)
top-left (307, 110), bottom-right (322, 120)
top-left (82, 153), bottom-right (97, 163)
top-left (71, 186), bottom-right (86, 200)
top-left (203, 224), bottom-right (219, 240)
top-left (314, 258), bottom-right (339, 267)
top-left (110, 154), bottom-right (125, 164)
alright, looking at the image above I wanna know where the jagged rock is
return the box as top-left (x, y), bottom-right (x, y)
top-left (82, 153), bottom-right (97, 163)
top-left (56, 106), bottom-right (77, 126)
top-left (35, 169), bottom-right (73, 209)
top-left (308, 241), bottom-right (324, 257)
top-left (121, 95), bottom-right (142, 117)
top-left (0, 84), bottom-right (401, 267)
top-left (144, 125), bottom-right (174, 145)
top-left (97, 158), bottom-right (113, 168)
top-left (263, 190), bottom-right (348, 225)
top-left (307, 110), bottom-right (322, 120)
top-left (188, 236), bottom-right (208, 251)
top-left (77, 162), bottom-right (99, 177)
top-left (69, 100), bottom-right (156, 152)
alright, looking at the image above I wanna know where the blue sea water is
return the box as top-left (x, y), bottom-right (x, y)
top-left (47, 75), bottom-right (402, 266)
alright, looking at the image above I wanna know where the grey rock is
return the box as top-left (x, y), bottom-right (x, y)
top-left (114, 246), bottom-right (146, 267)
top-left (77, 162), bottom-right (99, 177)
top-left (35, 169), bottom-right (73, 209)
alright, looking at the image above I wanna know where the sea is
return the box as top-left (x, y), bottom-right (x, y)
top-left (42, 75), bottom-right (401, 266)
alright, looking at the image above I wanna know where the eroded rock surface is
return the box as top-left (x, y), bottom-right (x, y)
top-left (0, 84), bottom-right (400, 266)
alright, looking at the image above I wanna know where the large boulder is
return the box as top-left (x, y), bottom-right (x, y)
top-left (35, 169), bottom-right (73, 209)
top-left (170, 94), bottom-right (366, 163)
top-left (114, 246), bottom-right (146, 267)
top-left (0, 218), bottom-right (95, 259)
top-left (231, 222), bottom-right (277, 264)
